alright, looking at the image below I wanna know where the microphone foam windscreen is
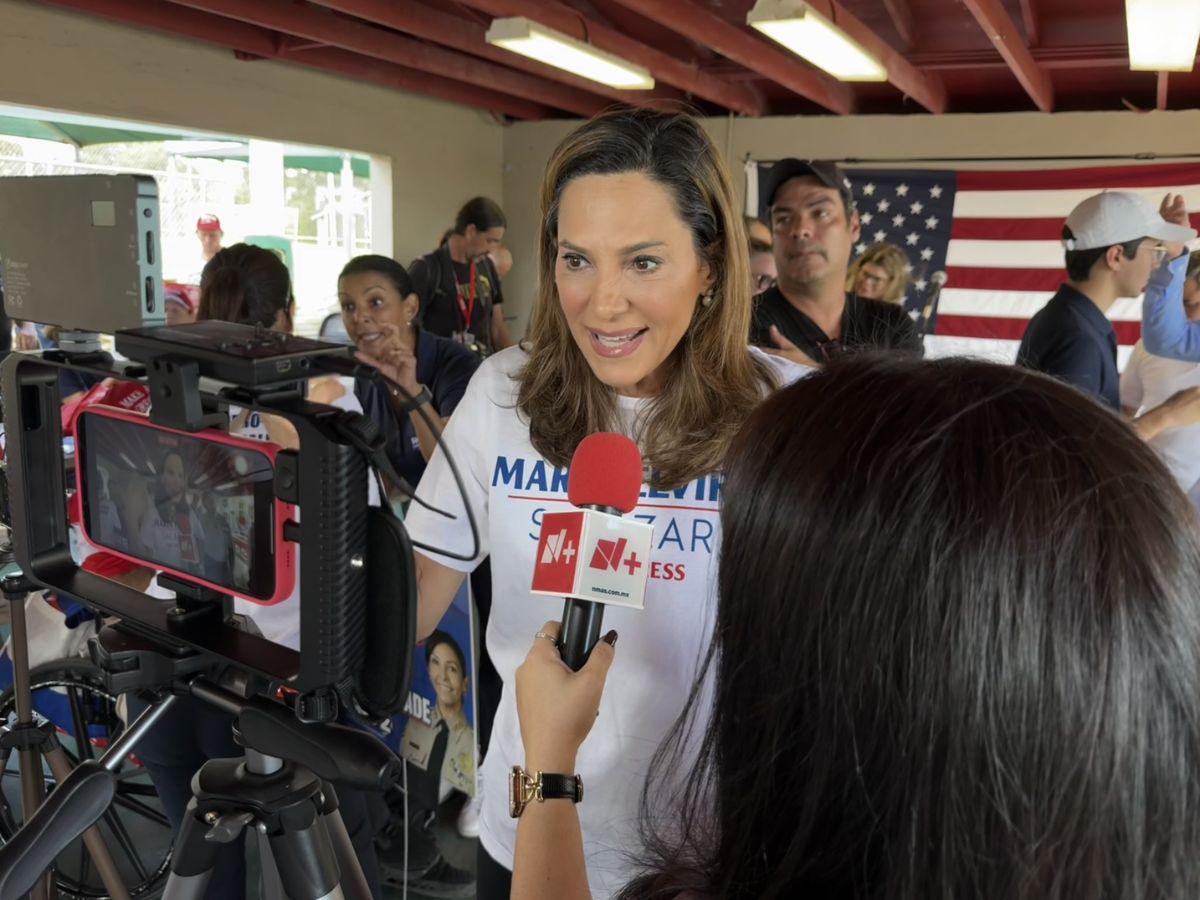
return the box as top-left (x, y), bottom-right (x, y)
top-left (567, 433), bottom-right (643, 513)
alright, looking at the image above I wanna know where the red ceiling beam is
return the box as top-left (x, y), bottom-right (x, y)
top-left (606, 0), bottom-right (859, 113)
top-left (449, 0), bottom-right (768, 116)
top-left (306, 0), bottom-right (685, 109)
top-left (881, 0), bottom-right (915, 50)
top-left (960, 0), bottom-right (1054, 111)
top-left (909, 45), bottom-right (1128, 71)
top-left (164, 0), bottom-right (604, 116)
top-left (807, 0), bottom-right (946, 112)
top-left (1018, 0), bottom-right (1040, 48)
top-left (290, 46), bottom-right (549, 118)
top-left (37, 0), bottom-right (550, 119)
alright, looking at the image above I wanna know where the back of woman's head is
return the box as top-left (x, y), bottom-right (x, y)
top-left (199, 243), bottom-right (292, 328)
top-left (634, 356), bottom-right (1200, 900)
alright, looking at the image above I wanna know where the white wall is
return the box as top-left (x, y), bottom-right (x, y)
top-left (501, 109), bottom-right (1200, 336)
top-left (0, 0), bottom-right (506, 267)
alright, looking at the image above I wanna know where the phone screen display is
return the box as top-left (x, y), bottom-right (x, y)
top-left (76, 409), bottom-right (279, 600)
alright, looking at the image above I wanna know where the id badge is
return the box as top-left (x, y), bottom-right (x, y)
top-left (453, 330), bottom-right (475, 346)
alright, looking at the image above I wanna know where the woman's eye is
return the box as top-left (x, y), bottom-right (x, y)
top-left (633, 257), bottom-right (661, 272)
top-left (369, 296), bottom-right (385, 308)
top-left (561, 253), bottom-right (586, 269)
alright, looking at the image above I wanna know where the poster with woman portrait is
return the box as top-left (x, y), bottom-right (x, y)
top-left (382, 581), bottom-right (477, 798)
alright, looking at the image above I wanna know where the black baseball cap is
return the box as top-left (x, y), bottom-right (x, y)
top-left (763, 158), bottom-right (854, 211)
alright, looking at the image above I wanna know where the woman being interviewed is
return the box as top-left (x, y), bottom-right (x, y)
top-left (513, 356), bottom-right (1200, 899)
top-left (405, 107), bottom-right (805, 897)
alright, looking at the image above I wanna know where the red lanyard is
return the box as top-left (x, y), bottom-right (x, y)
top-left (454, 260), bottom-right (477, 330)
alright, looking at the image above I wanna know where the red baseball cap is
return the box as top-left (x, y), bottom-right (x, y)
top-left (196, 214), bottom-right (222, 233)
top-left (163, 281), bottom-right (198, 314)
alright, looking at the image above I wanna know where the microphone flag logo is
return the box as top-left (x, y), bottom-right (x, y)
top-left (541, 528), bottom-right (577, 565)
top-left (532, 510), bottom-right (653, 610)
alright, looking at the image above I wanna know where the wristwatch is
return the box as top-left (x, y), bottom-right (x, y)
top-left (508, 766), bottom-right (583, 818)
top-left (391, 384), bottom-right (431, 413)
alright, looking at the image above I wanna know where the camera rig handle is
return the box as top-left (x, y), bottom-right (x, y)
top-left (189, 679), bottom-right (402, 792)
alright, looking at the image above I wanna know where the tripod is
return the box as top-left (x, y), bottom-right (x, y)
top-left (161, 680), bottom-right (376, 900)
top-left (0, 619), bottom-right (405, 900)
top-left (0, 620), bottom-right (402, 900)
top-left (0, 539), bottom-right (137, 900)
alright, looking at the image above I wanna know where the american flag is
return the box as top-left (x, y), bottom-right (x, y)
top-left (749, 160), bottom-right (1200, 365)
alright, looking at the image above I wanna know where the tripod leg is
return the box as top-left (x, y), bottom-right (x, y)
top-left (7, 590), bottom-right (56, 900)
top-left (268, 807), bottom-right (343, 900)
top-left (43, 746), bottom-right (130, 900)
top-left (317, 784), bottom-right (373, 900)
top-left (257, 828), bottom-right (287, 900)
top-left (161, 800), bottom-right (217, 900)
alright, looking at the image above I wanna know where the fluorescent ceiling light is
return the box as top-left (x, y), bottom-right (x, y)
top-left (1126, 0), bottom-right (1200, 71)
top-left (747, 0), bottom-right (887, 82)
top-left (486, 17), bottom-right (654, 90)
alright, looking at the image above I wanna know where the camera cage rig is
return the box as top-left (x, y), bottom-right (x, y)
top-left (1, 320), bottom-right (438, 724)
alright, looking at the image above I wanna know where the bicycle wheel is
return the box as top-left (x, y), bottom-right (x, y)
top-left (0, 657), bottom-right (172, 898)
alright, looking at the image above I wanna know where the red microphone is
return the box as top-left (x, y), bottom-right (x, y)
top-left (530, 433), bottom-right (649, 670)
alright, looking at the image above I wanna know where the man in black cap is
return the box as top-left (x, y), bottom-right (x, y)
top-left (751, 159), bottom-right (922, 363)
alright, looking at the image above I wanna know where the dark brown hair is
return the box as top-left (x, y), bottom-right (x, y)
top-left (198, 243), bottom-right (292, 329)
top-left (628, 355), bottom-right (1200, 899)
top-left (516, 108), bottom-right (776, 489)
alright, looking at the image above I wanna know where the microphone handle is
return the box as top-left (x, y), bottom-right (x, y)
top-left (559, 503), bottom-right (622, 671)
top-left (560, 599), bottom-right (604, 671)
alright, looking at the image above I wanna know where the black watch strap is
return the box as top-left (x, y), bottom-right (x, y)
top-left (395, 385), bottom-right (432, 413)
top-left (538, 773), bottom-right (583, 803)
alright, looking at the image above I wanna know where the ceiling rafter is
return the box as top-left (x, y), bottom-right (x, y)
top-left (449, 0), bottom-right (767, 115)
top-left (38, 0), bottom-right (552, 119)
top-left (307, 0), bottom-right (685, 108)
top-left (960, 0), bottom-right (1054, 111)
top-left (164, 0), bottom-right (605, 116)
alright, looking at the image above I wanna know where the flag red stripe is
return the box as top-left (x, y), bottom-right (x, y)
top-left (945, 266), bottom-right (1063, 292)
top-left (950, 218), bottom-right (1063, 240)
top-left (935, 314), bottom-right (1141, 344)
top-left (957, 163), bottom-right (1200, 192)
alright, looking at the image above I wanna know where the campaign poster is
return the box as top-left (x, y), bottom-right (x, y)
top-left (371, 579), bottom-right (478, 798)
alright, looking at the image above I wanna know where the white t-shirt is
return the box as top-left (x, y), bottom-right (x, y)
top-left (405, 347), bottom-right (806, 897)
top-left (1121, 340), bottom-right (1200, 493)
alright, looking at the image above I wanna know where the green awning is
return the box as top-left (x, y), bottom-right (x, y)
top-left (0, 115), bottom-right (369, 176)
top-left (0, 115), bottom-right (192, 147)
top-left (181, 149), bottom-right (370, 178)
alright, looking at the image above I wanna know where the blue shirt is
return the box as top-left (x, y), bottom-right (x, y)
top-left (1017, 284), bottom-right (1120, 410)
top-left (355, 329), bottom-right (480, 488)
top-left (1140, 253), bottom-right (1195, 360)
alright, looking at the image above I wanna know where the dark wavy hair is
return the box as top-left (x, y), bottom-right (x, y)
top-left (454, 197), bottom-right (506, 235)
top-left (625, 355), bottom-right (1200, 900)
top-left (198, 243), bottom-right (292, 329)
top-left (339, 254), bottom-right (415, 298)
top-left (424, 628), bottom-right (466, 672)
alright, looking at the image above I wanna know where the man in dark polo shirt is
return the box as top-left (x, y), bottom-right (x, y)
top-left (751, 158), bottom-right (922, 363)
top-left (1017, 191), bottom-right (1196, 411)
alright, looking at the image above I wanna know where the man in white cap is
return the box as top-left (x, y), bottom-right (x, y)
top-left (1018, 190), bottom-right (1196, 413)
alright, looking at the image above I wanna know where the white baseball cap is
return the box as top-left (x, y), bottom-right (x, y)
top-left (1063, 191), bottom-right (1196, 251)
